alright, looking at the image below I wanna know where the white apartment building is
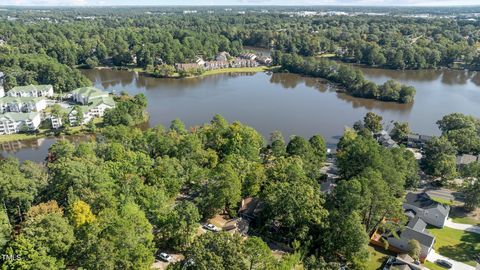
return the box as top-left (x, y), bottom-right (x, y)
top-left (0, 112), bottom-right (42, 135)
top-left (0, 97), bottom-right (47, 113)
top-left (7, 85), bottom-right (54, 98)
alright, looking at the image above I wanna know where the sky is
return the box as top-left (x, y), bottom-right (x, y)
top-left (1, 0), bottom-right (479, 6)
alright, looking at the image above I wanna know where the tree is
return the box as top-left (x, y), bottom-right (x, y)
top-left (408, 239), bottom-right (421, 261)
top-left (390, 122), bottom-right (411, 144)
top-left (73, 203), bottom-right (155, 270)
top-left (437, 113), bottom-right (480, 134)
top-left (156, 201), bottom-right (201, 251)
top-left (269, 130), bottom-right (286, 157)
top-left (423, 137), bottom-right (457, 181)
top-left (363, 112), bottom-right (383, 133)
top-left (70, 200), bottom-right (96, 227)
top-left (0, 208), bottom-right (11, 252)
top-left (197, 163), bottom-right (241, 217)
top-left (463, 179), bottom-right (480, 211)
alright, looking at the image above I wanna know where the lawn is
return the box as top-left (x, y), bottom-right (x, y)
top-left (450, 216), bottom-right (480, 225)
top-left (366, 245), bottom-right (395, 270)
top-left (424, 261), bottom-right (447, 270)
top-left (201, 66), bottom-right (270, 76)
top-left (428, 226), bottom-right (480, 267)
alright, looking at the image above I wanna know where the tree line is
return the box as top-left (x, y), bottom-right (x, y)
top-left (273, 52), bottom-right (416, 103)
top-left (0, 112), bottom-right (421, 269)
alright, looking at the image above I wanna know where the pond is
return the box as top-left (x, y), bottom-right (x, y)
top-left (2, 67), bottom-right (480, 162)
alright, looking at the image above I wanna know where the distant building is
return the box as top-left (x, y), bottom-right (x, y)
top-left (257, 56), bottom-right (273, 65)
top-left (215, 51), bottom-right (230, 62)
top-left (239, 53), bottom-right (257, 61)
top-left (174, 63), bottom-right (201, 72)
top-left (231, 58), bottom-right (258, 68)
top-left (407, 134), bottom-right (433, 149)
top-left (70, 87), bottom-right (109, 105)
top-left (0, 96), bottom-right (47, 113)
top-left (204, 60), bottom-right (229, 70)
top-left (7, 85), bottom-right (54, 98)
top-left (375, 130), bottom-right (398, 148)
top-left (66, 96), bottom-right (115, 126)
top-left (404, 192), bottom-right (450, 228)
top-left (0, 112), bottom-right (41, 134)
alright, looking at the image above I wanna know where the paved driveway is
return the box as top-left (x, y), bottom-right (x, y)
top-left (445, 219), bottom-right (480, 234)
top-left (426, 250), bottom-right (476, 270)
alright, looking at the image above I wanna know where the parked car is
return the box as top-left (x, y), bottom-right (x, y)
top-left (158, 252), bottom-right (173, 262)
top-left (435, 259), bottom-right (452, 269)
top-left (203, 223), bottom-right (219, 232)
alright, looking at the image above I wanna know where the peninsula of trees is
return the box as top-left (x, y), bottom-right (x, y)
top-left (273, 52), bottom-right (416, 103)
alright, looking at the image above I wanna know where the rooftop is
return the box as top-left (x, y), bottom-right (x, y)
top-left (8, 84), bottom-right (52, 93)
top-left (0, 96), bottom-right (46, 104)
top-left (71, 87), bottom-right (109, 99)
top-left (0, 112), bottom-right (40, 122)
top-left (404, 192), bottom-right (450, 217)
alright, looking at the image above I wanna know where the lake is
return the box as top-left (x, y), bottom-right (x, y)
top-left (2, 67), bottom-right (480, 162)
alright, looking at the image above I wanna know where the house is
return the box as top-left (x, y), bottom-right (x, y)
top-left (195, 57), bottom-right (206, 66)
top-left (215, 51), bottom-right (230, 62)
top-left (257, 56), bottom-right (273, 65)
top-left (385, 216), bottom-right (435, 263)
top-left (239, 53), bottom-right (257, 61)
top-left (407, 134), bottom-right (433, 149)
top-left (403, 192), bottom-right (450, 228)
top-left (383, 254), bottom-right (423, 270)
top-left (0, 96), bottom-right (47, 113)
top-left (231, 58), bottom-right (259, 68)
top-left (456, 154), bottom-right (478, 166)
top-left (174, 63), bottom-right (201, 72)
top-left (7, 85), bottom-right (54, 98)
top-left (0, 112), bottom-right (41, 134)
top-left (70, 87), bottom-right (109, 105)
top-left (238, 197), bottom-right (262, 222)
top-left (204, 61), bottom-right (229, 70)
top-left (376, 130), bottom-right (398, 148)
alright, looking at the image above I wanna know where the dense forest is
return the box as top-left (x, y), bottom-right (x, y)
top-left (273, 52), bottom-right (416, 103)
top-left (0, 7), bottom-right (479, 72)
top-left (0, 113), bottom-right (422, 269)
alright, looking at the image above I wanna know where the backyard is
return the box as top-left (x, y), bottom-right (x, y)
top-left (428, 226), bottom-right (480, 267)
top-left (367, 245), bottom-right (394, 270)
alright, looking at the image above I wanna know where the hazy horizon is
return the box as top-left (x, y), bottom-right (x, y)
top-left (2, 0), bottom-right (480, 7)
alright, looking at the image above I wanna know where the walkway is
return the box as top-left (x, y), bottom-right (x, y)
top-left (445, 219), bottom-right (480, 234)
top-left (426, 250), bottom-right (476, 270)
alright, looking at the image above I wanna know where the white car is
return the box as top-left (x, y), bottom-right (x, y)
top-left (203, 223), bottom-right (219, 232)
top-left (158, 252), bottom-right (173, 262)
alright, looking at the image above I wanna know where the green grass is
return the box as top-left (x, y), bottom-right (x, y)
top-left (201, 66), bottom-right (270, 76)
top-left (430, 196), bottom-right (457, 206)
top-left (366, 245), bottom-right (395, 270)
top-left (428, 226), bottom-right (480, 266)
top-left (450, 216), bottom-right (480, 225)
top-left (424, 261), bottom-right (447, 270)
top-left (315, 53), bottom-right (336, 58)
top-left (0, 132), bottom-right (44, 143)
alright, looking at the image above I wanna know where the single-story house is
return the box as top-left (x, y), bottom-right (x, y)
top-left (403, 192), bottom-right (450, 228)
top-left (383, 254), bottom-right (423, 270)
top-left (7, 85), bottom-right (54, 98)
top-left (385, 217), bottom-right (435, 263)
top-left (70, 87), bottom-right (109, 105)
top-left (0, 112), bottom-right (41, 134)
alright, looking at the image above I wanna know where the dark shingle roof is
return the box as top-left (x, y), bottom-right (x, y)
top-left (404, 192), bottom-right (450, 219)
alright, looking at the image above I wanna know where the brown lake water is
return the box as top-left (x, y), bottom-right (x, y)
top-left (2, 67), bottom-right (480, 162)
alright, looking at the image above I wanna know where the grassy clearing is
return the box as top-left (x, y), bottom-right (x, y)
top-left (0, 132), bottom-right (44, 143)
top-left (201, 66), bottom-right (270, 76)
top-left (450, 216), bottom-right (480, 225)
top-left (366, 245), bottom-right (395, 270)
top-left (428, 226), bottom-right (480, 267)
top-left (315, 53), bottom-right (336, 58)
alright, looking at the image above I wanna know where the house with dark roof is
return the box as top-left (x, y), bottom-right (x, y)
top-left (385, 217), bottom-right (435, 263)
top-left (404, 192), bottom-right (450, 228)
top-left (407, 134), bottom-right (433, 149)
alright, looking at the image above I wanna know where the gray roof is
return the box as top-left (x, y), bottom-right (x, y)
top-left (398, 226), bottom-right (435, 248)
top-left (456, 154), bottom-right (478, 165)
top-left (404, 192), bottom-right (450, 218)
top-left (407, 216), bottom-right (427, 232)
